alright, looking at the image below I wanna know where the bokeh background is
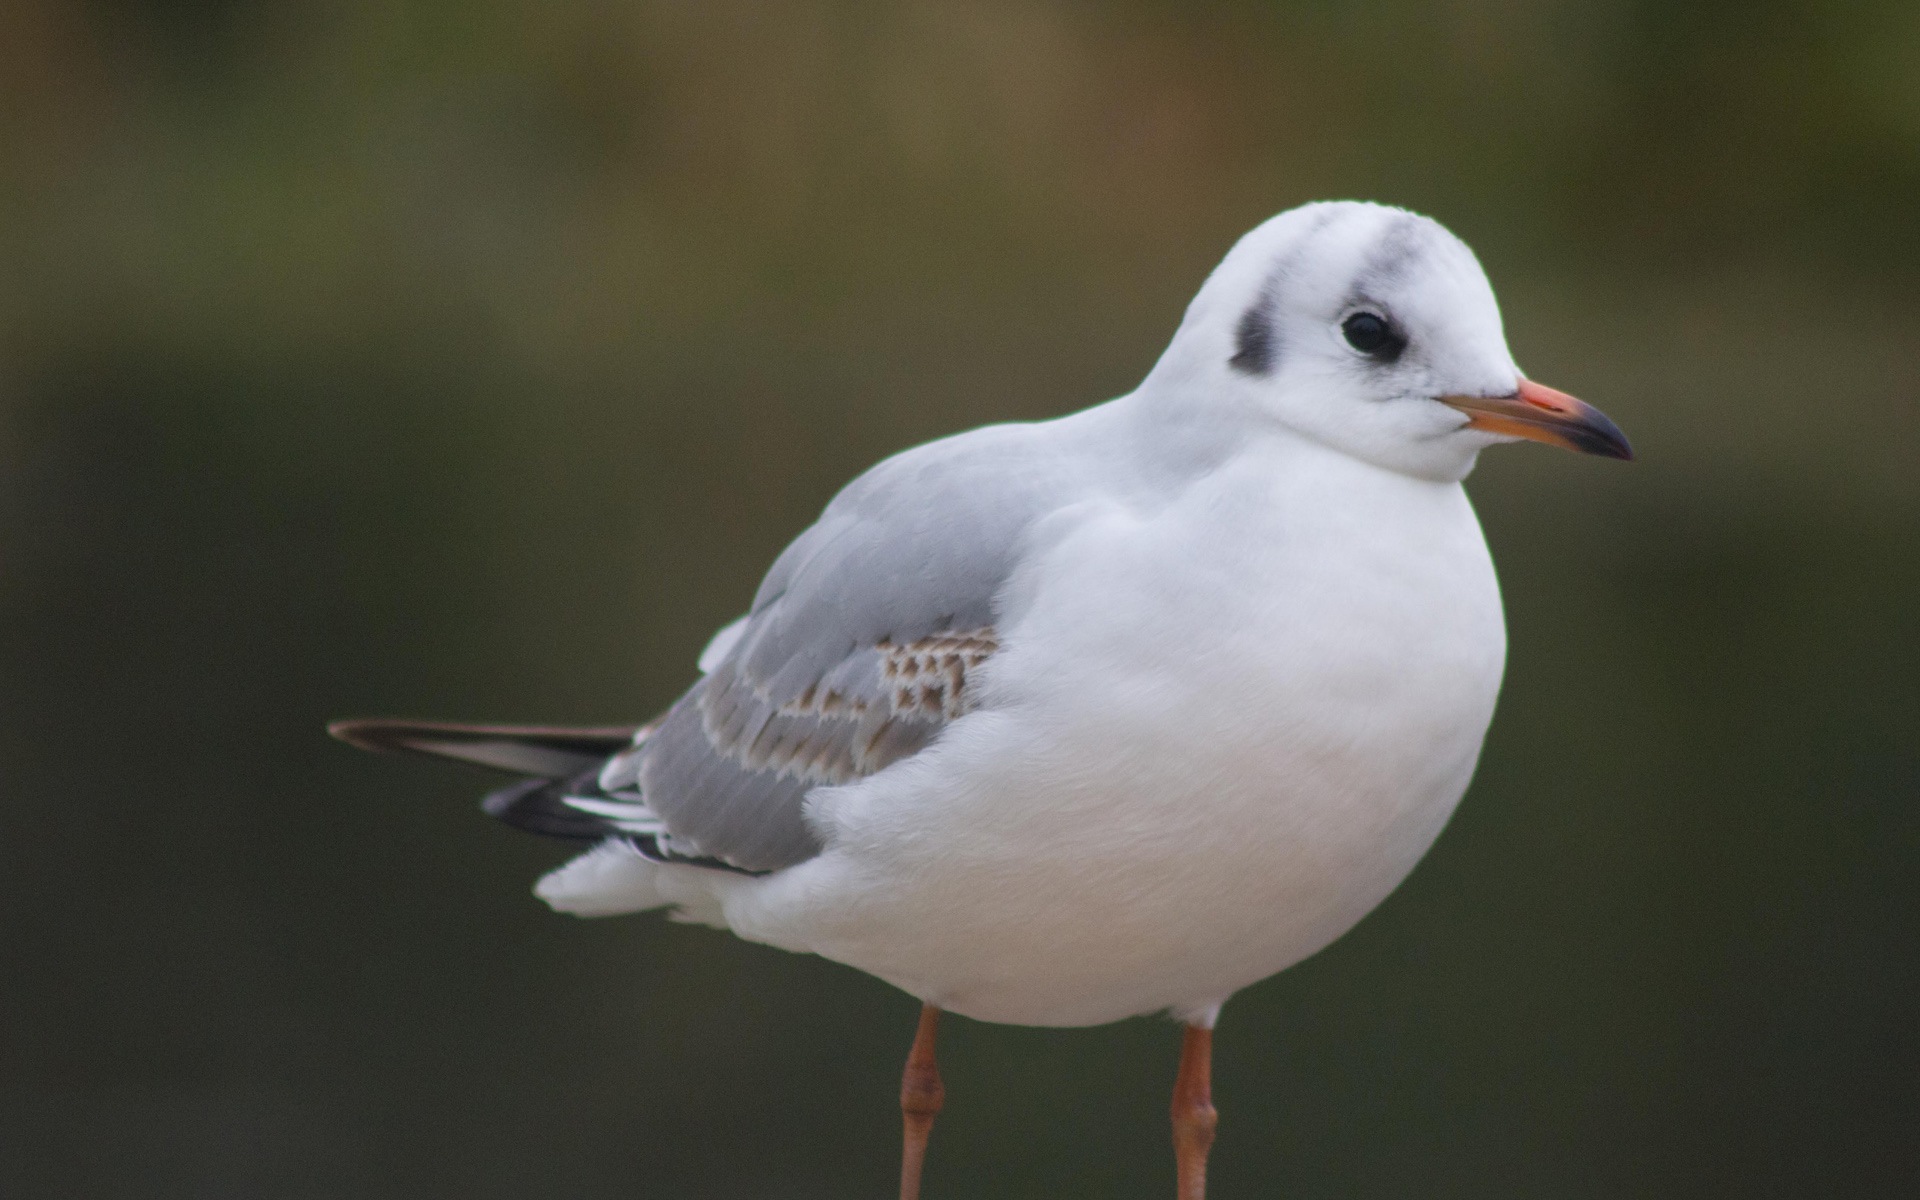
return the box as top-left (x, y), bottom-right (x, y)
top-left (3, 1), bottom-right (1918, 1196)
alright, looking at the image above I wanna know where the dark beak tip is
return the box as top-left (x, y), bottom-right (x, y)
top-left (1570, 407), bottom-right (1634, 462)
top-left (1588, 433), bottom-right (1634, 462)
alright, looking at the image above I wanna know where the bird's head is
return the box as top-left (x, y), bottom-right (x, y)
top-left (1149, 200), bottom-right (1631, 481)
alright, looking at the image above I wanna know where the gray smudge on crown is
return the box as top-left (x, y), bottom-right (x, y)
top-left (1346, 212), bottom-right (1427, 307)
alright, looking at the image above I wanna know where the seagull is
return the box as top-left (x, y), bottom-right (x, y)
top-left (332, 200), bottom-right (1630, 1200)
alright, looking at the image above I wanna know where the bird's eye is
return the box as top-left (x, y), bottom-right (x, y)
top-left (1341, 312), bottom-right (1404, 360)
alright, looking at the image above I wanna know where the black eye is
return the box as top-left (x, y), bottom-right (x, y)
top-left (1341, 312), bottom-right (1404, 360)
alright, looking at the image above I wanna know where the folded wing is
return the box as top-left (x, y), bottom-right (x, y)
top-left (333, 419), bottom-right (1097, 873)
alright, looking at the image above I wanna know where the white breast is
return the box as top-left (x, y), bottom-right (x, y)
top-left (724, 435), bottom-right (1507, 1027)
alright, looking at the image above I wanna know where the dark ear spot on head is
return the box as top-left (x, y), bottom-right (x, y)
top-left (1230, 297), bottom-right (1276, 375)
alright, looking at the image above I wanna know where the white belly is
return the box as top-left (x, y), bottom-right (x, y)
top-left (722, 446), bottom-right (1507, 1026)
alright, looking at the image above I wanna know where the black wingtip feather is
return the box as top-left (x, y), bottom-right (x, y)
top-left (329, 718), bottom-right (639, 754)
top-left (327, 718), bottom-right (640, 774)
top-left (327, 718), bottom-right (411, 755)
top-left (481, 773), bottom-right (615, 841)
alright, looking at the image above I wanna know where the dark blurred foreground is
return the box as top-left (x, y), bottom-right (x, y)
top-left (1, 2), bottom-right (1916, 1197)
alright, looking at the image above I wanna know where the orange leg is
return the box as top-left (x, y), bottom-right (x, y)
top-left (1171, 1024), bottom-right (1219, 1200)
top-left (899, 1003), bottom-right (946, 1200)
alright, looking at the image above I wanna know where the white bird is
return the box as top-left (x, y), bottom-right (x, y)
top-left (333, 200), bottom-right (1630, 1200)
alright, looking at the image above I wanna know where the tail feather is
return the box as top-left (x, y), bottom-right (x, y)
top-left (536, 840), bottom-right (664, 916)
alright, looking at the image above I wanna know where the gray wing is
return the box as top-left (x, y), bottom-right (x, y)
top-left (595, 421), bottom-right (1093, 872)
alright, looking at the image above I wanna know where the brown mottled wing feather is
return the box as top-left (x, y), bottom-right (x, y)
top-left (635, 631), bottom-right (999, 870)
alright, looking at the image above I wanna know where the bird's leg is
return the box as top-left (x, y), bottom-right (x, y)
top-left (899, 1003), bottom-right (945, 1200)
top-left (1170, 1024), bottom-right (1218, 1200)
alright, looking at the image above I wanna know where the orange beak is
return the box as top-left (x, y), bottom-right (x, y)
top-left (1440, 379), bottom-right (1633, 460)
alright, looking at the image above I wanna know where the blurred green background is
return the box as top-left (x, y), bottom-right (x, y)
top-left (3, 1), bottom-right (1917, 1196)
